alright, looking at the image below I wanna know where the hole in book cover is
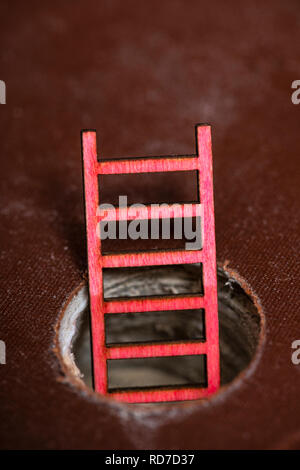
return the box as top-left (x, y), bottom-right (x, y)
top-left (103, 263), bottom-right (203, 300)
top-left (57, 266), bottom-right (264, 405)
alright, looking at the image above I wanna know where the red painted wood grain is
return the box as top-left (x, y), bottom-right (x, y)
top-left (96, 202), bottom-right (202, 222)
top-left (104, 296), bottom-right (205, 314)
top-left (98, 156), bottom-right (198, 175)
top-left (106, 342), bottom-right (206, 360)
top-left (102, 250), bottom-right (202, 268)
top-left (81, 130), bottom-right (107, 394)
top-left (110, 386), bottom-right (216, 404)
top-left (196, 125), bottom-right (220, 394)
top-left (81, 124), bottom-right (220, 403)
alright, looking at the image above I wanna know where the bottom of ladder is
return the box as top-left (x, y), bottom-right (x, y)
top-left (108, 384), bottom-right (218, 404)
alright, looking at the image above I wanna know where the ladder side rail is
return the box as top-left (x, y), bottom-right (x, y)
top-left (82, 130), bottom-right (107, 394)
top-left (197, 124), bottom-right (220, 394)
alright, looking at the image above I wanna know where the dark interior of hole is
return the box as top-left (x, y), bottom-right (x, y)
top-left (73, 268), bottom-right (261, 393)
top-left (103, 263), bottom-right (203, 300)
top-left (105, 309), bottom-right (205, 345)
top-left (217, 270), bottom-right (261, 384)
top-left (101, 217), bottom-right (202, 254)
top-left (98, 170), bottom-right (199, 206)
top-left (107, 355), bottom-right (207, 392)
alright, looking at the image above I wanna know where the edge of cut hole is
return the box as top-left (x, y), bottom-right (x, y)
top-left (53, 265), bottom-right (265, 412)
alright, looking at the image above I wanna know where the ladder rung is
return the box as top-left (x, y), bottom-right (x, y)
top-left (97, 203), bottom-right (202, 221)
top-left (97, 156), bottom-right (198, 175)
top-left (102, 250), bottom-right (202, 268)
top-left (106, 341), bottom-right (206, 360)
top-left (109, 386), bottom-right (215, 403)
top-left (104, 296), bottom-right (205, 314)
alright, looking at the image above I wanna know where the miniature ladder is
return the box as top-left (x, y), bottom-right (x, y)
top-left (81, 125), bottom-right (220, 403)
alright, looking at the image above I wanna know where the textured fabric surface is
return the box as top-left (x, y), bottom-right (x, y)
top-left (0, 0), bottom-right (300, 449)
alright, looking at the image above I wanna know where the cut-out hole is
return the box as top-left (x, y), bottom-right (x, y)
top-left (101, 217), bottom-right (202, 254)
top-left (103, 263), bottom-right (203, 300)
top-left (98, 170), bottom-right (199, 206)
top-left (57, 268), bottom-right (263, 402)
top-left (105, 309), bottom-right (205, 346)
top-left (107, 355), bottom-right (207, 392)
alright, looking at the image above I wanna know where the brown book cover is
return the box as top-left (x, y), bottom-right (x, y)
top-left (0, 0), bottom-right (299, 450)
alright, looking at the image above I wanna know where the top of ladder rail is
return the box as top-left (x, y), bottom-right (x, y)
top-left (96, 155), bottom-right (199, 175)
top-left (100, 154), bottom-right (197, 161)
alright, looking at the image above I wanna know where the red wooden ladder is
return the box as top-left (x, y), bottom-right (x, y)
top-left (81, 125), bottom-right (220, 403)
